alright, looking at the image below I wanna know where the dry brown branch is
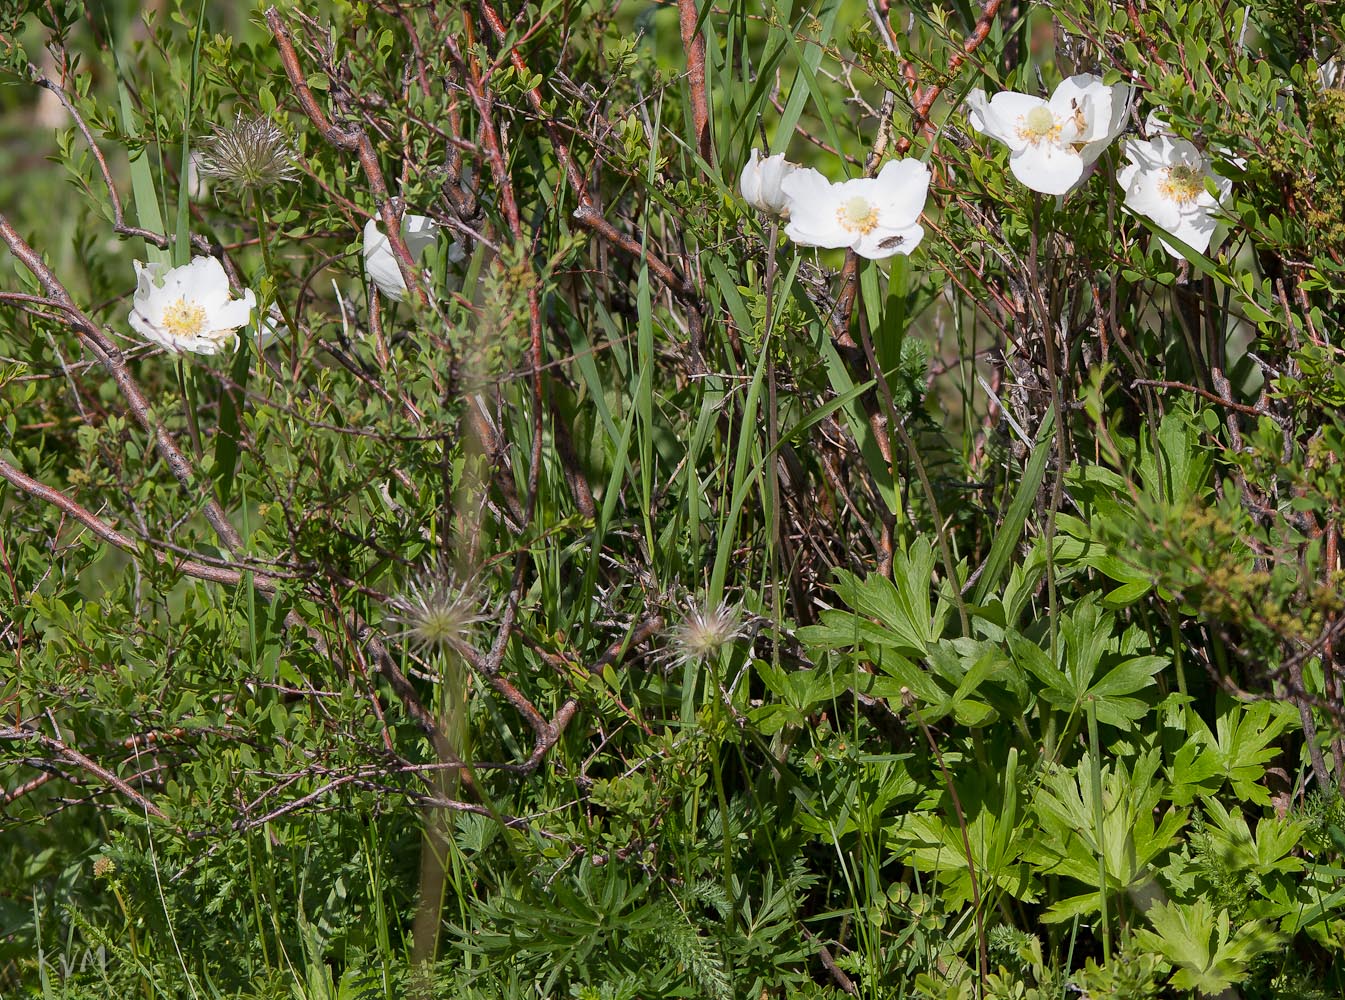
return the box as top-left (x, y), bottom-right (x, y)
top-left (0, 725), bottom-right (168, 820)
top-left (264, 6), bottom-right (426, 306)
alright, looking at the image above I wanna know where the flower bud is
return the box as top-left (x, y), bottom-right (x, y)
top-left (738, 147), bottom-right (798, 216)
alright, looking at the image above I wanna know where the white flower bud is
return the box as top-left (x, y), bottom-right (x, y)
top-left (739, 147), bottom-right (798, 216)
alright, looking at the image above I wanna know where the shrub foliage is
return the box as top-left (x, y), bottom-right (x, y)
top-left (2, 0), bottom-right (1344, 997)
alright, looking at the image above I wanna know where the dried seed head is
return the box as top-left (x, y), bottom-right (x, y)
top-left (384, 574), bottom-right (486, 655)
top-left (197, 113), bottom-right (298, 192)
top-left (93, 856), bottom-right (116, 879)
top-left (668, 598), bottom-right (749, 669)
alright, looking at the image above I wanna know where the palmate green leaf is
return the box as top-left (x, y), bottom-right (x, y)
top-left (822, 538), bottom-right (948, 656)
top-left (1168, 698), bottom-right (1296, 806)
top-left (1199, 796), bottom-right (1306, 878)
top-left (1009, 597), bottom-right (1167, 725)
top-left (1031, 750), bottom-right (1188, 921)
top-left (888, 749), bottom-right (1040, 907)
top-left (751, 657), bottom-right (852, 733)
top-left (1137, 404), bottom-right (1213, 509)
top-left (1133, 899), bottom-right (1284, 996)
top-left (832, 632), bottom-right (1020, 727)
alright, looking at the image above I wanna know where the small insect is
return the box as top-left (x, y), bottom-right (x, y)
top-left (877, 234), bottom-right (906, 250)
top-left (1069, 98), bottom-right (1089, 135)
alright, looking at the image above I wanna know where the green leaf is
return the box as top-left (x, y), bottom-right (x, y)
top-left (1133, 899), bottom-right (1283, 995)
top-left (973, 405), bottom-right (1054, 605)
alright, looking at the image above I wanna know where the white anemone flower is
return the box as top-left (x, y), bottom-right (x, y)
top-left (739, 147), bottom-right (798, 216)
top-left (1117, 135), bottom-right (1233, 257)
top-left (966, 74), bottom-right (1131, 195)
top-left (1320, 57), bottom-right (1342, 91)
top-left (129, 256), bottom-right (256, 355)
top-left (362, 213), bottom-right (440, 301)
top-left (780, 158), bottom-right (930, 259)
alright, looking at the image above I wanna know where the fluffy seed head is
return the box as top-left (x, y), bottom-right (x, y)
top-left (197, 113), bottom-right (298, 192)
top-left (385, 575), bottom-right (486, 655)
top-left (668, 599), bottom-right (749, 668)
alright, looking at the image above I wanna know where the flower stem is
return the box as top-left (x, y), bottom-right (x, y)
top-left (251, 193), bottom-right (299, 373)
top-left (1028, 195), bottom-right (1068, 681)
top-left (175, 357), bottom-right (202, 460)
top-left (854, 284), bottom-right (969, 635)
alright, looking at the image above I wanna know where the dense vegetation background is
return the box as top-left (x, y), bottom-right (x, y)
top-left (3, 0), bottom-right (1345, 996)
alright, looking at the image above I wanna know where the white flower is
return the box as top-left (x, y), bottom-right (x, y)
top-left (362, 213), bottom-right (440, 301)
top-left (966, 74), bottom-right (1131, 195)
top-left (1117, 135), bottom-right (1233, 257)
top-left (739, 147), bottom-right (798, 216)
top-left (780, 158), bottom-right (930, 259)
top-left (129, 256), bottom-right (256, 355)
top-left (1320, 57), bottom-right (1342, 91)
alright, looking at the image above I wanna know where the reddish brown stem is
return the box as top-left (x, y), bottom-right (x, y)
top-left (679, 0), bottom-right (714, 165)
top-left (264, 6), bottom-right (426, 305)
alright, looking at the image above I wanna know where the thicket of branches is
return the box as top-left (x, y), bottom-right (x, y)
top-left (3, 0), bottom-right (1345, 997)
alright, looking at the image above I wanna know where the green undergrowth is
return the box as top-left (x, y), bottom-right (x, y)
top-left (2, 0), bottom-right (1345, 997)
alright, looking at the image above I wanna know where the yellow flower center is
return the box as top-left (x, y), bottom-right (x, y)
top-left (162, 298), bottom-right (208, 340)
top-left (1017, 105), bottom-right (1062, 145)
top-left (837, 196), bottom-right (879, 234)
top-left (1159, 164), bottom-right (1205, 205)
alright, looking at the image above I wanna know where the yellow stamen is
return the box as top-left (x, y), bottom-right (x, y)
top-left (162, 298), bottom-right (208, 340)
top-left (836, 196), bottom-right (879, 235)
top-left (1016, 105), bottom-right (1063, 145)
top-left (1159, 164), bottom-right (1205, 205)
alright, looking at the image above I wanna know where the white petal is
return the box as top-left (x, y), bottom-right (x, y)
top-left (973, 91), bottom-right (1043, 150)
top-left (1009, 144), bottom-right (1085, 195)
top-left (781, 169), bottom-right (850, 248)
top-left (739, 148), bottom-right (764, 206)
top-left (401, 215), bottom-right (439, 260)
top-left (871, 158), bottom-right (930, 228)
top-left (1101, 83), bottom-right (1132, 141)
top-left (854, 223), bottom-right (925, 260)
top-left (183, 256), bottom-right (234, 310)
top-left (1121, 166), bottom-right (1182, 230)
top-left (784, 216), bottom-right (852, 250)
top-left (758, 154), bottom-right (796, 214)
top-left (159, 257), bottom-right (220, 307)
top-left (1116, 158), bottom-right (1140, 192)
top-left (1049, 76), bottom-right (1107, 140)
top-left (1163, 210), bottom-right (1217, 256)
top-left (208, 289), bottom-right (256, 334)
top-left (740, 149), bottom-right (797, 215)
top-left (1157, 136), bottom-right (1204, 169)
top-left (129, 308), bottom-right (176, 352)
top-left (133, 260), bottom-right (166, 301)
top-left (964, 89), bottom-right (997, 136)
top-left (183, 331), bottom-right (231, 356)
top-left (1121, 137), bottom-right (1166, 174)
top-left (364, 218), bottom-right (407, 300)
top-left (363, 214), bottom-right (439, 300)
top-left (1050, 74), bottom-right (1106, 109)
top-left (1208, 171), bottom-right (1234, 204)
